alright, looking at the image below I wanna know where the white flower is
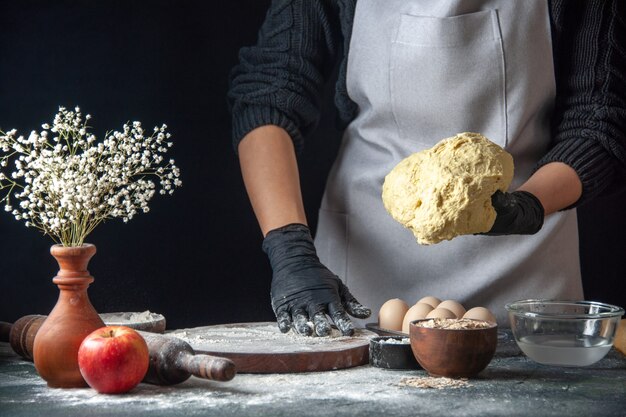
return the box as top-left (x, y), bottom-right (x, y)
top-left (0, 107), bottom-right (182, 246)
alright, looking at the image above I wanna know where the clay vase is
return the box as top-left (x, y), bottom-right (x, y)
top-left (33, 243), bottom-right (105, 388)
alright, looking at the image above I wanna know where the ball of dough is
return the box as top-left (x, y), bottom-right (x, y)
top-left (382, 132), bottom-right (514, 245)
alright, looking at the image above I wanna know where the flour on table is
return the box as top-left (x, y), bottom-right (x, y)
top-left (167, 323), bottom-right (373, 354)
top-left (100, 310), bottom-right (163, 325)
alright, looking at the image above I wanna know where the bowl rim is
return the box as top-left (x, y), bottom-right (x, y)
top-left (505, 299), bottom-right (625, 320)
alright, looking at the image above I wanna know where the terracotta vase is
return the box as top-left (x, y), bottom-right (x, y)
top-left (33, 243), bottom-right (105, 388)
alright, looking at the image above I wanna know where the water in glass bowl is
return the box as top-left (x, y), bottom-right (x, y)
top-left (517, 334), bottom-right (612, 366)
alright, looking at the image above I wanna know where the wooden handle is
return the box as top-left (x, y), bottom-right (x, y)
top-left (137, 330), bottom-right (236, 385)
top-left (0, 322), bottom-right (11, 343)
top-left (178, 351), bottom-right (236, 382)
top-left (8, 315), bottom-right (46, 360)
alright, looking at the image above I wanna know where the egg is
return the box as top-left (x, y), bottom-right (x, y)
top-left (378, 298), bottom-right (409, 331)
top-left (437, 300), bottom-right (466, 318)
top-left (417, 296), bottom-right (441, 309)
top-left (463, 306), bottom-right (496, 323)
top-left (401, 303), bottom-right (434, 333)
top-left (426, 307), bottom-right (456, 319)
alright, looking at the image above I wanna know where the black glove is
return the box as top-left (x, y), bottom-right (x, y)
top-left (484, 190), bottom-right (544, 235)
top-left (262, 223), bottom-right (371, 337)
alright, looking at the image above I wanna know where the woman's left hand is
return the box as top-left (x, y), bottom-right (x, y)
top-left (483, 190), bottom-right (545, 235)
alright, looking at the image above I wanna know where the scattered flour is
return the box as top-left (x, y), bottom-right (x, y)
top-left (25, 367), bottom-right (412, 410)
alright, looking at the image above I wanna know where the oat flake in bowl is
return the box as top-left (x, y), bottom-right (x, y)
top-left (415, 318), bottom-right (492, 330)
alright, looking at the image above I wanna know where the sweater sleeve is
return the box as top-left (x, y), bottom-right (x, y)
top-left (541, 0), bottom-right (626, 206)
top-left (227, 0), bottom-right (341, 154)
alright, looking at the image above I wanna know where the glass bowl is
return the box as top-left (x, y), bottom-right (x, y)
top-left (505, 300), bottom-right (624, 367)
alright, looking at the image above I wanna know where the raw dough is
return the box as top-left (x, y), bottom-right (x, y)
top-left (382, 132), bottom-right (513, 245)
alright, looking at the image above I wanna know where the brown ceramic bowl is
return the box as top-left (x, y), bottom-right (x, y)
top-left (409, 319), bottom-right (498, 378)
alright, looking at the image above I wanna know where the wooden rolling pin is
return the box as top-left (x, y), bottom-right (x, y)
top-left (0, 316), bottom-right (236, 385)
top-left (138, 331), bottom-right (235, 385)
top-left (1, 315), bottom-right (46, 360)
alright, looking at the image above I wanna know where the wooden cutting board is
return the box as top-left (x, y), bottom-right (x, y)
top-left (167, 322), bottom-right (376, 373)
top-left (615, 319), bottom-right (626, 356)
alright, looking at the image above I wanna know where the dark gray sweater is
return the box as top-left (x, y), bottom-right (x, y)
top-left (229, 0), bottom-right (626, 205)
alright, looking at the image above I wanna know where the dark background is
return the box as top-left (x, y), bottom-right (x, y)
top-left (1, 1), bottom-right (624, 330)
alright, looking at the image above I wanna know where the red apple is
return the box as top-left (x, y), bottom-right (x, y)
top-left (78, 326), bottom-right (149, 394)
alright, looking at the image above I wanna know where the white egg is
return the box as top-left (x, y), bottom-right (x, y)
top-left (378, 298), bottom-right (409, 331)
top-left (437, 300), bottom-right (466, 319)
top-left (417, 296), bottom-right (441, 309)
top-left (463, 306), bottom-right (496, 324)
top-left (402, 303), bottom-right (434, 333)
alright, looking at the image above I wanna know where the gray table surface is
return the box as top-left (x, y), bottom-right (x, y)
top-left (1, 330), bottom-right (625, 417)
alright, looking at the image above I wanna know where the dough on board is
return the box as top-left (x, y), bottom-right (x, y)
top-left (382, 132), bottom-right (513, 245)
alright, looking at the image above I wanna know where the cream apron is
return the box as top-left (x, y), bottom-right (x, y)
top-left (315, 0), bottom-right (583, 326)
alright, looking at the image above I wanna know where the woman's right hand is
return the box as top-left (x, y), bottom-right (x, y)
top-left (263, 223), bottom-right (371, 336)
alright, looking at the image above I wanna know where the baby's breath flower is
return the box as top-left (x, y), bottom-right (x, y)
top-left (0, 107), bottom-right (182, 246)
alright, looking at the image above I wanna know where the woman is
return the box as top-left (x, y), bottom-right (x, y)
top-left (228, 0), bottom-right (625, 336)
